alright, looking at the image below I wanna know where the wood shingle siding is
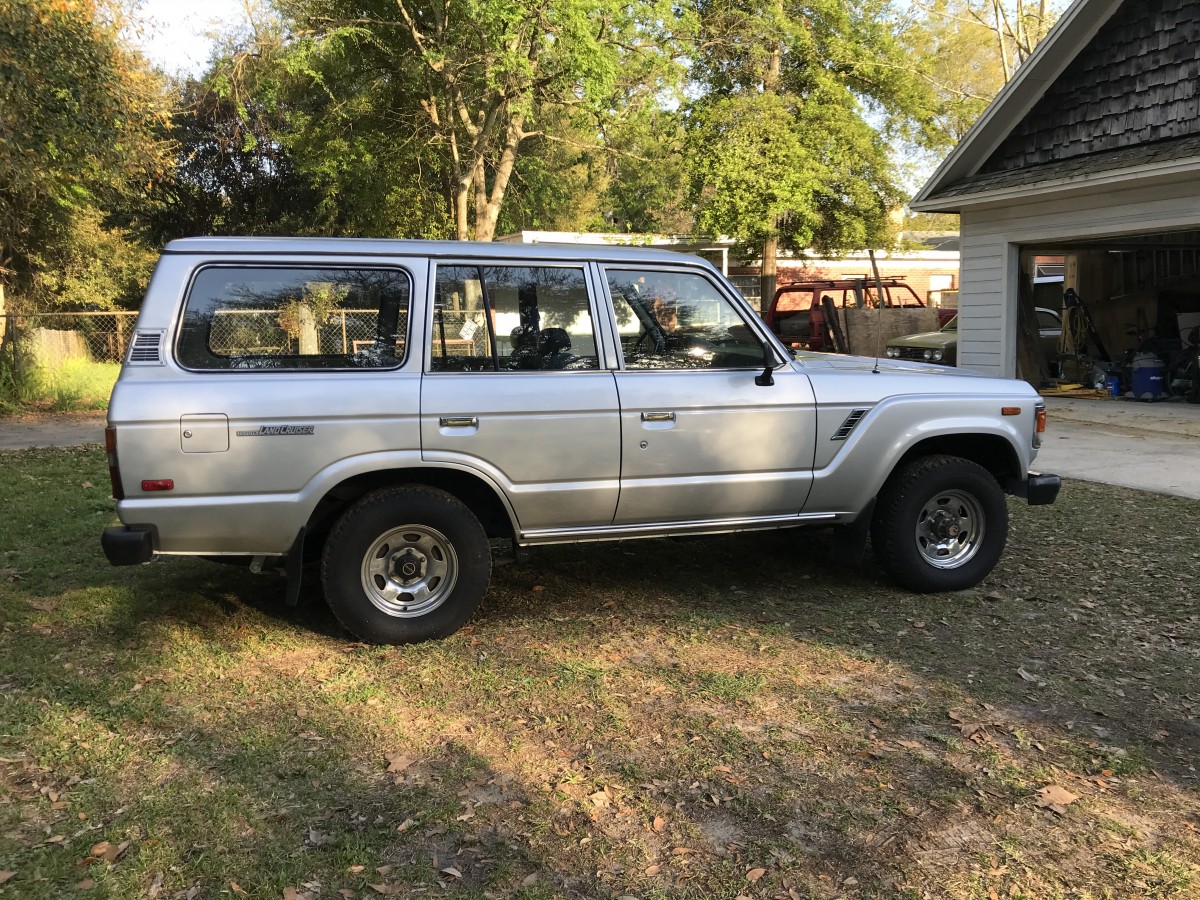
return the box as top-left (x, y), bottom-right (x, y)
top-left (982, 0), bottom-right (1200, 173)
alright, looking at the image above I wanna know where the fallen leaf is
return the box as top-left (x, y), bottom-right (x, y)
top-left (440, 867), bottom-right (462, 879)
top-left (146, 871), bottom-right (164, 898)
top-left (75, 878), bottom-right (95, 890)
top-left (0, 872), bottom-right (14, 885)
top-left (843, 876), bottom-right (858, 886)
top-left (671, 847), bottom-right (696, 855)
top-left (369, 887), bottom-right (399, 898)
top-left (1034, 784), bottom-right (1079, 814)
top-left (521, 873), bottom-right (539, 887)
top-left (374, 866), bottom-right (393, 877)
top-left (308, 828), bottom-right (335, 846)
top-left (347, 865), bottom-right (366, 874)
top-left (643, 865), bottom-right (661, 876)
top-left (652, 815), bottom-right (665, 832)
top-left (746, 867), bottom-right (767, 882)
top-left (896, 739), bottom-right (922, 750)
top-left (81, 481), bottom-right (93, 489)
top-left (1017, 667), bottom-right (1039, 683)
top-left (30, 600), bottom-right (58, 612)
top-left (338, 891), bottom-right (354, 899)
top-left (230, 882), bottom-right (248, 896)
top-left (588, 791), bottom-right (610, 808)
top-left (384, 754), bottom-right (414, 774)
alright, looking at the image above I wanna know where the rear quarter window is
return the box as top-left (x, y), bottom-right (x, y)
top-left (176, 265), bottom-right (411, 371)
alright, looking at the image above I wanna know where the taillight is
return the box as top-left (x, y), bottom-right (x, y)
top-left (1033, 406), bottom-right (1047, 449)
top-left (105, 426), bottom-right (124, 500)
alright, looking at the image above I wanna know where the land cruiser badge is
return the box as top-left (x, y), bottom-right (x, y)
top-left (236, 425), bottom-right (316, 437)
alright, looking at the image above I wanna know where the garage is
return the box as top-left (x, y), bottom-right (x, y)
top-left (911, 0), bottom-right (1200, 400)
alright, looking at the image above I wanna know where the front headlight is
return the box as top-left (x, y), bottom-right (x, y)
top-left (886, 347), bottom-right (897, 358)
top-left (932, 350), bottom-right (943, 361)
top-left (923, 349), bottom-right (934, 360)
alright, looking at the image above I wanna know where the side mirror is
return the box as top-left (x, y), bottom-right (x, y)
top-left (754, 345), bottom-right (775, 387)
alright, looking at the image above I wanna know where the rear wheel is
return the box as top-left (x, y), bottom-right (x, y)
top-left (321, 486), bottom-right (491, 644)
top-left (870, 455), bottom-right (1008, 593)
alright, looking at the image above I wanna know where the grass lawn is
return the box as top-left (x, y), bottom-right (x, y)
top-left (1, 447), bottom-right (1198, 899)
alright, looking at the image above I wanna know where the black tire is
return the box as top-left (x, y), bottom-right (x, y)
top-left (870, 455), bottom-right (1008, 593)
top-left (320, 486), bottom-right (491, 644)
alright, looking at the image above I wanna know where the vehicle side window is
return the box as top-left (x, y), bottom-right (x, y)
top-left (1036, 309), bottom-right (1061, 330)
top-left (177, 266), bottom-right (410, 370)
top-left (775, 291), bottom-right (809, 312)
top-left (607, 269), bottom-right (764, 370)
top-left (430, 265), bottom-right (598, 372)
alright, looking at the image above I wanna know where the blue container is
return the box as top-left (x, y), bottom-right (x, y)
top-left (1131, 358), bottom-right (1164, 399)
top-left (1106, 374), bottom-right (1121, 397)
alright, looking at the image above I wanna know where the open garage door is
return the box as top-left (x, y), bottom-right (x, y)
top-left (1017, 233), bottom-right (1200, 403)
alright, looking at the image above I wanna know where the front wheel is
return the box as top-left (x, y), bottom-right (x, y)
top-left (321, 486), bottom-right (492, 644)
top-left (870, 455), bottom-right (1008, 593)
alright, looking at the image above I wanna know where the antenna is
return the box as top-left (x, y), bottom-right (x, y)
top-left (869, 248), bottom-right (885, 374)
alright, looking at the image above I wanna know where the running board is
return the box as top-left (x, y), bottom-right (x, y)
top-left (520, 512), bottom-right (838, 546)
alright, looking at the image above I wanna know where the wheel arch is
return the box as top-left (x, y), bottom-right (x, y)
top-left (303, 465), bottom-right (516, 558)
top-left (893, 433), bottom-right (1022, 486)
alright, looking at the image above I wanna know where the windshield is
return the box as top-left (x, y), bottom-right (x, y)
top-left (941, 315), bottom-right (958, 332)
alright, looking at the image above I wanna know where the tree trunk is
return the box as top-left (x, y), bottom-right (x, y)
top-left (454, 174), bottom-right (471, 241)
top-left (759, 235), bottom-right (778, 315)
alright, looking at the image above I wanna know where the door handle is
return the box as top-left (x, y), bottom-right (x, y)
top-left (439, 416), bottom-right (479, 428)
top-left (641, 411), bottom-right (676, 422)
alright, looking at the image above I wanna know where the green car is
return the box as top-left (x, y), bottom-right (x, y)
top-left (886, 308), bottom-right (1061, 367)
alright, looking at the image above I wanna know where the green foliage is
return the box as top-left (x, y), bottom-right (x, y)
top-left (27, 208), bottom-right (156, 311)
top-left (0, 0), bottom-right (169, 306)
top-left (272, 0), bottom-right (690, 239)
top-left (686, 0), bottom-right (928, 254)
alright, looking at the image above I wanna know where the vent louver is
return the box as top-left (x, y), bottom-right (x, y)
top-left (831, 408), bottom-right (868, 441)
top-left (128, 331), bottom-right (163, 365)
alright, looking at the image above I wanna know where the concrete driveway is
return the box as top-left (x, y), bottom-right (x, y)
top-left (1036, 397), bottom-right (1200, 500)
top-left (2, 399), bottom-right (1197, 499)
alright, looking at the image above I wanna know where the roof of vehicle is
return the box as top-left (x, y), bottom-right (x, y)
top-left (163, 236), bottom-right (710, 266)
top-left (773, 277), bottom-right (911, 291)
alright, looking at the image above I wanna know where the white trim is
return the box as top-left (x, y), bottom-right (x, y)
top-left (911, 156), bottom-right (1200, 213)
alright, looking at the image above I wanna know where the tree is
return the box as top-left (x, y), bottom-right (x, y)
top-left (902, 0), bottom-right (1063, 147)
top-left (686, 0), bottom-right (935, 303)
top-left (135, 65), bottom-right (325, 244)
top-left (0, 0), bottom-right (168, 307)
top-left (273, 0), bottom-right (688, 241)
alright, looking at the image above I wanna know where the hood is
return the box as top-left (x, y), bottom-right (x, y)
top-left (791, 352), bottom-right (984, 377)
top-left (886, 330), bottom-right (957, 350)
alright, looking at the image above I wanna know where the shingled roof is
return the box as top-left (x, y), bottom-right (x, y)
top-left (912, 0), bottom-right (1200, 211)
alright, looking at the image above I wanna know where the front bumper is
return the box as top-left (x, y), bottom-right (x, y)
top-left (1006, 472), bottom-right (1061, 506)
top-left (101, 525), bottom-right (156, 566)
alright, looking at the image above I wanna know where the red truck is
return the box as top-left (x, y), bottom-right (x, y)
top-left (764, 278), bottom-right (956, 353)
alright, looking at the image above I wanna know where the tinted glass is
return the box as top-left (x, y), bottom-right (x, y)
top-left (431, 265), bottom-right (598, 372)
top-left (1036, 309), bottom-right (1060, 330)
top-left (607, 269), bottom-right (764, 370)
top-left (178, 266), bottom-right (410, 370)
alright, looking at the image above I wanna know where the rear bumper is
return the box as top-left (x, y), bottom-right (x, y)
top-left (101, 526), bottom-right (157, 566)
top-left (1006, 472), bottom-right (1061, 506)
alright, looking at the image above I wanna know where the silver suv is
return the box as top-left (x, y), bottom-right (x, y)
top-left (102, 238), bottom-right (1059, 643)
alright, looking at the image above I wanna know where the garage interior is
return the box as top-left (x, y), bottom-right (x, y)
top-left (1016, 231), bottom-right (1200, 402)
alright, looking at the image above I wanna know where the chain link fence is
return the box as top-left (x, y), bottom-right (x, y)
top-left (1, 311), bottom-right (138, 411)
top-left (208, 308), bottom-right (404, 358)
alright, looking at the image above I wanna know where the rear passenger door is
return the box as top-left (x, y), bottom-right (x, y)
top-left (420, 263), bottom-right (621, 532)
